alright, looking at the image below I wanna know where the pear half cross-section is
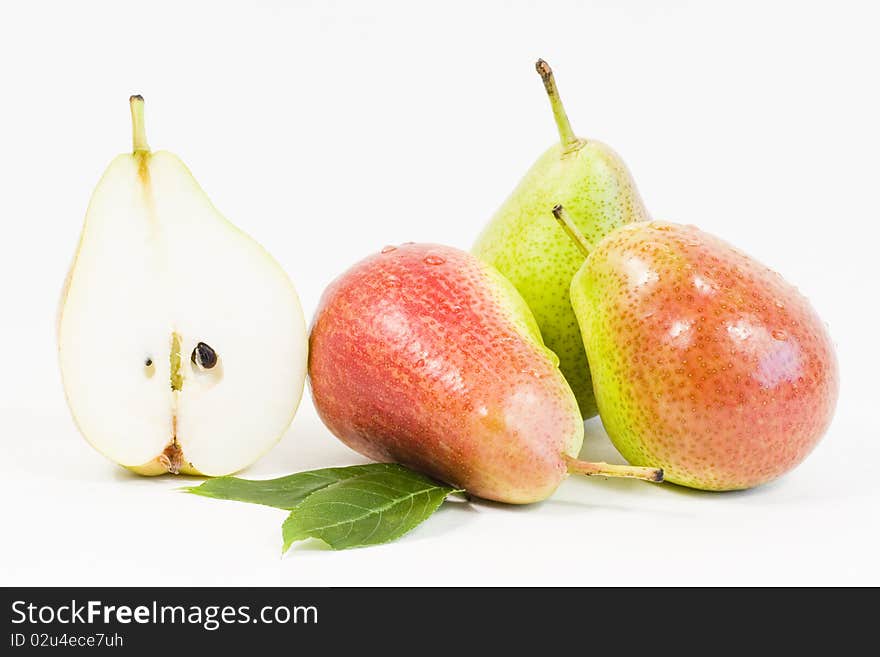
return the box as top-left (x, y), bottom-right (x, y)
top-left (58, 96), bottom-right (307, 476)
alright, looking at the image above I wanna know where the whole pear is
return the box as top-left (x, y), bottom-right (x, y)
top-left (554, 206), bottom-right (838, 490)
top-left (473, 60), bottom-right (649, 418)
top-left (309, 243), bottom-right (662, 504)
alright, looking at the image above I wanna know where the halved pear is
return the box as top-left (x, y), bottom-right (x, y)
top-left (58, 96), bottom-right (307, 476)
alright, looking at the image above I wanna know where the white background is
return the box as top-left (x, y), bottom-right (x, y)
top-left (1, 0), bottom-right (877, 586)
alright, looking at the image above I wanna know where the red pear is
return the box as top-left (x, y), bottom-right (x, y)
top-left (308, 243), bottom-right (662, 504)
top-left (555, 206), bottom-right (839, 490)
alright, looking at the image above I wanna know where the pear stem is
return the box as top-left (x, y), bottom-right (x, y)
top-left (564, 455), bottom-right (664, 483)
top-left (535, 59), bottom-right (579, 150)
top-left (130, 95), bottom-right (149, 153)
top-left (552, 205), bottom-right (593, 257)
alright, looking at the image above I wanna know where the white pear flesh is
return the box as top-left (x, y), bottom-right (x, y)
top-left (59, 107), bottom-right (307, 476)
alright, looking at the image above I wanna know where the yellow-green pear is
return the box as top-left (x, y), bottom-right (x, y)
top-left (473, 60), bottom-right (649, 417)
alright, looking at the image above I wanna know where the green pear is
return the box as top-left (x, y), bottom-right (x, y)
top-left (473, 60), bottom-right (649, 417)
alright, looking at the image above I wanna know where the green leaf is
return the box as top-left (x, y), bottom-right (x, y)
top-left (182, 463), bottom-right (401, 510)
top-left (282, 467), bottom-right (462, 551)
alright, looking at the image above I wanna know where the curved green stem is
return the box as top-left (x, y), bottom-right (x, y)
top-left (130, 95), bottom-right (149, 153)
top-left (552, 205), bottom-right (593, 257)
top-left (535, 59), bottom-right (579, 150)
top-left (564, 455), bottom-right (663, 482)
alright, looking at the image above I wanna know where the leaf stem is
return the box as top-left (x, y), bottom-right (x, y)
top-left (564, 455), bottom-right (663, 482)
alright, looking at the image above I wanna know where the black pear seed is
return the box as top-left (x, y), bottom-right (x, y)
top-left (192, 342), bottom-right (218, 369)
top-left (145, 358), bottom-right (153, 367)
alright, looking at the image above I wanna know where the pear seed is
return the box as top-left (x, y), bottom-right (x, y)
top-left (192, 342), bottom-right (218, 369)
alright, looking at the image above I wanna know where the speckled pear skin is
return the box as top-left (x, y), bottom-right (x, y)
top-left (570, 222), bottom-right (838, 490)
top-left (473, 139), bottom-right (649, 418)
top-left (308, 243), bottom-right (584, 504)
